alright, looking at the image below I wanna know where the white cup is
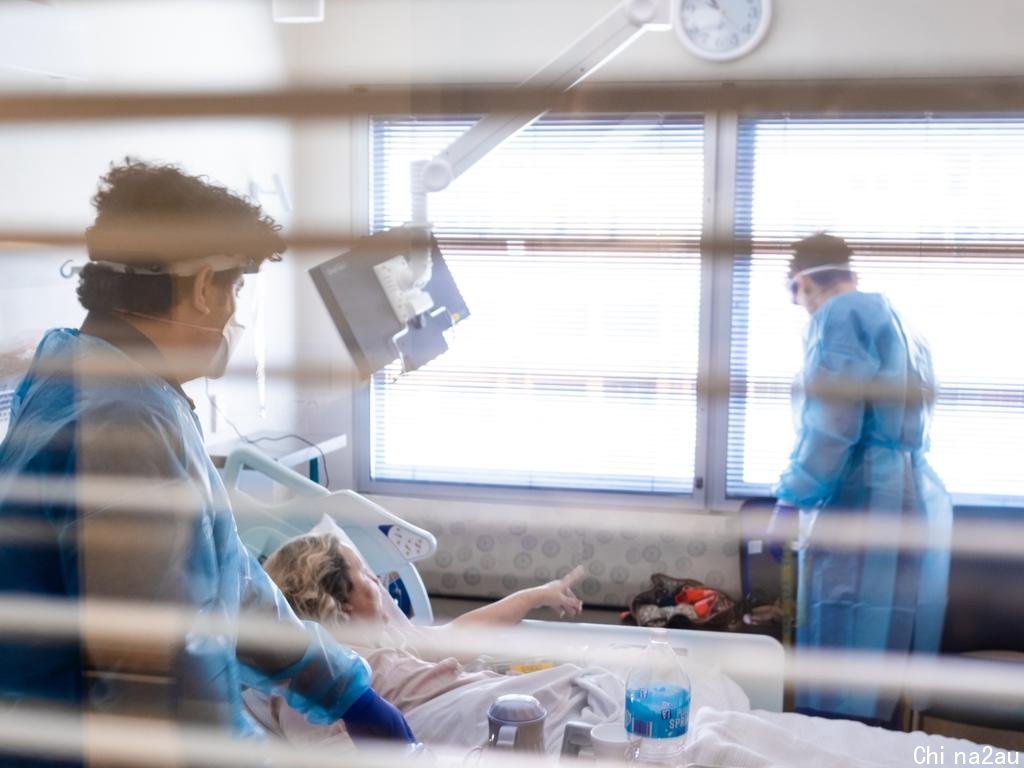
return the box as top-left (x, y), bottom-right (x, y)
top-left (590, 722), bottom-right (631, 762)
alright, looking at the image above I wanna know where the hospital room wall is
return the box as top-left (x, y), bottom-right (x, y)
top-left (288, 120), bottom-right (364, 488)
top-left (276, 0), bottom-right (1024, 84)
top-left (0, 1), bottom-right (302, 445)
top-left (282, 0), bottom-right (1024, 532)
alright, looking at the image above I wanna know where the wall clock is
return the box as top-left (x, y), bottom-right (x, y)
top-left (672, 0), bottom-right (772, 61)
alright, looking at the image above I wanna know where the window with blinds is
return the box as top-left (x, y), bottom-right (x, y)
top-left (729, 116), bottom-right (1024, 502)
top-left (369, 115), bottom-right (705, 493)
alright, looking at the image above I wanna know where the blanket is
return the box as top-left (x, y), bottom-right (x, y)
top-left (686, 708), bottom-right (1022, 768)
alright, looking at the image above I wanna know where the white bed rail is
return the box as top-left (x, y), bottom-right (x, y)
top-left (223, 446), bottom-right (438, 623)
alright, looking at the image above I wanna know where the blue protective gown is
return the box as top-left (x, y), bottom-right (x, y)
top-left (774, 291), bottom-right (953, 722)
top-left (0, 324), bottom-right (371, 767)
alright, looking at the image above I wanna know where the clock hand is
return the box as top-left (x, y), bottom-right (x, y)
top-left (709, 0), bottom-right (738, 29)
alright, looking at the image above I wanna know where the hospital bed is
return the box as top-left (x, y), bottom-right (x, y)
top-left (223, 447), bottom-right (1024, 766)
top-left (222, 446), bottom-right (785, 712)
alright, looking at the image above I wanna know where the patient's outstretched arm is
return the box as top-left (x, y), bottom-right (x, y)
top-left (445, 566), bottom-right (585, 627)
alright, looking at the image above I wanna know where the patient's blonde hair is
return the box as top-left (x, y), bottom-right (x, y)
top-left (263, 534), bottom-right (354, 625)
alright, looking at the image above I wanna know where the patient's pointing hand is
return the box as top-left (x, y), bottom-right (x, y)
top-left (534, 564), bottom-right (585, 618)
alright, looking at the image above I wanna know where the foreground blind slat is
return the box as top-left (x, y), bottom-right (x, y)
top-left (729, 115), bottom-right (1024, 503)
top-left (370, 115), bottom-right (705, 493)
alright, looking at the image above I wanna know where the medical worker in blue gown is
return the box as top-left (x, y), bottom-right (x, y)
top-left (0, 160), bottom-right (414, 767)
top-left (770, 233), bottom-right (952, 727)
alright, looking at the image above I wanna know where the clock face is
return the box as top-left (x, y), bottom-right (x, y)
top-left (673, 0), bottom-right (771, 61)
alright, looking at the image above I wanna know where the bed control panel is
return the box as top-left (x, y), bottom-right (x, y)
top-left (380, 524), bottom-right (432, 561)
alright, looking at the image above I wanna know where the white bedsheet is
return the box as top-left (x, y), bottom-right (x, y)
top-left (685, 708), bottom-right (1022, 768)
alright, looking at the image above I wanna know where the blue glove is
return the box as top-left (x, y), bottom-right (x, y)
top-left (766, 503), bottom-right (798, 564)
top-left (343, 688), bottom-right (417, 744)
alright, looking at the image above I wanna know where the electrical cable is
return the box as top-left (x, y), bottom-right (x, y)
top-left (206, 389), bottom-right (330, 488)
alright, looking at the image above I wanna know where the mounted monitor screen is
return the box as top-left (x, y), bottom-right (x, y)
top-left (309, 226), bottom-right (469, 378)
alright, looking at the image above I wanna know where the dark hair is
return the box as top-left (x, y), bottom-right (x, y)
top-left (789, 232), bottom-right (855, 288)
top-left (77, 263), bottom-right (242, 316)
top-left (77, 158), bottom-right (286, 316)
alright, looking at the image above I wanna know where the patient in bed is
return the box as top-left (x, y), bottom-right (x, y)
top-left (244, 530), bottom-right (1011, 766)
top-left (242, 531), bottom-right (588, 753)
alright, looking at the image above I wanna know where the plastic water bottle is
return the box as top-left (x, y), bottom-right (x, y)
top-left (624, 628), bottom-right (691, 765)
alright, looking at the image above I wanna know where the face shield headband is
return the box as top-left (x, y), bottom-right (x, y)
top-left (89, 252), bottom-right (261, 277)
top-left (787, 262), bottom-right (853, 297)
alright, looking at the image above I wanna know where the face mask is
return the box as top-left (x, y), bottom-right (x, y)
top-left (116, 310), bottom-right (246, 379)
top-left (207, 315), bottom-right (246, 379)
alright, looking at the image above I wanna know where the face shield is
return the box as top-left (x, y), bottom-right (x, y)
top-left (88, 251), bottom-right (264, 278)
top-left (92, 253), bottom-right (268, 382)
top-left (210, 267), bottom-right (273, 421)
top-left (786, 263), bottom-right (852, 304)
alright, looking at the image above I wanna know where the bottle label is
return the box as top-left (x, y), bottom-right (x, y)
top-left (625, 685), bottom-right (690, 739)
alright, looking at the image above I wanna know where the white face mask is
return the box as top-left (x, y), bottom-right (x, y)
top-left (207, 315), bottom-right (246, 379)
top-left (117, 310), bottom-right (246, 379)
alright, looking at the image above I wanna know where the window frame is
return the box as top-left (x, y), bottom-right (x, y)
top-left (352, 112), bottom-right (720, 511)
top-left (351, 106), bottom-right (1023, 511)
top-left (726, 110), bottom-right (1024, 509)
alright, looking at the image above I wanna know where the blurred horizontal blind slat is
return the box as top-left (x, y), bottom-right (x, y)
top-left (370, 115), bottom-right (705, 493)
top-left (729, 115), bottom-right (1024, 503)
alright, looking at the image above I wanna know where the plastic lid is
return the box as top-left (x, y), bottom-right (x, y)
top-left (488, 694), bottom-right (547, 724)
top-left (651, 627), bottom-right (669, 642)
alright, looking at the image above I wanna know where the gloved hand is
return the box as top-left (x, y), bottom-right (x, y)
top-left (343, 688), bottom-right (417, 745)
top-left (766, 503), bottom-right (798, 564)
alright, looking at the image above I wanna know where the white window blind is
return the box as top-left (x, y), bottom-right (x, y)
top-left (369, 115), bottom-right (705, 493)
top-left (729, 116), bottom-right (1024, 502)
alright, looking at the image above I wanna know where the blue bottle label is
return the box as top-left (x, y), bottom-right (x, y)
top-left (625, 685), bottom-right (690, 739)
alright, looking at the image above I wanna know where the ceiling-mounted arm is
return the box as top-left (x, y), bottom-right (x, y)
top-left (379, 0), bottom-right (670, 377)
top-left (410, 0), bottom-right (671, 222)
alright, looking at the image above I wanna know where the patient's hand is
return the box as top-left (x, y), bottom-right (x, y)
top-left (533, 565), bottom-right (585, 618)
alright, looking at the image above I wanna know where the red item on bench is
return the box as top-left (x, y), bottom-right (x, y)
top-left (674, 587), bottom-right (717, 605)
top-left (694, 594), bottom-right (717, 618)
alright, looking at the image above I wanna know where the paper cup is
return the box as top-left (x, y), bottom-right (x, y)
top-left (590, 723), bottom-right (631, 762)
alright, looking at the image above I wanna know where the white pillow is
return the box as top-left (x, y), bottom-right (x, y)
top-left (308, 513), bottom-right (362, 556)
